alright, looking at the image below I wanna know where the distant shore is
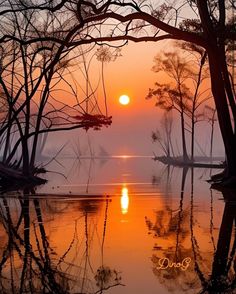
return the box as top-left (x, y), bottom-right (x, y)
top-left (154, 156), bottom-right (225, 169)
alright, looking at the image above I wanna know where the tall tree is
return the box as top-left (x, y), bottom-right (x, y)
top-left (148, 49), bottom-right (209, 162)
top-left (151, 111), bottom-right (174, 158)
top-left (70, 0), bottom-right (236, 184)
top-left (205, 105), bottom-right (217, 161)
top-left (0, 0), bottom-right (112, 182)
top-left (1, 1), bottom-right (236, 184)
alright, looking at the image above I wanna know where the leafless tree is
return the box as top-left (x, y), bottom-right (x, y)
top-left (152, 111), bottom-right (174, 158)
top-left (1, 0), bottom-right (236, 185)
top-left (61, 0), bottom-right (236, 184)
top-left (0, 191), bottom-right (123, 293)
top-left (204, 105), bottom-right (217, 161)
top-left (148, 48), bottom-right (210, 162)
top-left (0, 1), bottom-right (112, 184)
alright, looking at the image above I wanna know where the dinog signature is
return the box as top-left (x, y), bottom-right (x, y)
top-left (156, 257), bottom-right (191, 271)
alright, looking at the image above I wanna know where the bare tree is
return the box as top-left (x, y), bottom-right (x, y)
top-left (152, 111), bottom-right (174, 158)
top-left (1, 0), bottom-right (236, 184)
top-left (204, 105), bottom-right (217, 162)
top-left (0, 191), bottom-right (123, 293)
top-left (62, 0), bottom-right (236, 184)
top-left (148, 49), bottom-right (210, 162)
top-left (0, 1), bottom-right (112, 184)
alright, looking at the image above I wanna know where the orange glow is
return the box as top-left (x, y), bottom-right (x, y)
top-left (119, 95), bottom-right (130, 105)
top-left (121, 186), bottom-right (129, 214)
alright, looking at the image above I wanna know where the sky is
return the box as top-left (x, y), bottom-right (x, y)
top-left (46, 40), bottom-right (225, 157)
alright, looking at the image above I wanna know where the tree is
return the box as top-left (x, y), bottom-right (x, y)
top-left (0, 190), bottom-right (123, 293)
top-left (204, 105), bottom-right (217, 161)
top-left (148, 52), bottom-right (191, 162)
top-left (148, 49), bottom-right (209, 162)
top-left (0, 1), bottom-right (112, 184)
top-left (151, 111), bottom-right (174, 158)
top-left (1, 1), bottom-right (236, 184)
top-left (66, 0), bottom-right (236, 184)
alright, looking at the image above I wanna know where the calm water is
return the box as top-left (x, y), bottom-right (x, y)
top-left (0, 157), bottom-right (235, 294)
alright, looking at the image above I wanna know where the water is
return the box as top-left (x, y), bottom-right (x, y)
top-left (0, 156), bottom-right (235, 294)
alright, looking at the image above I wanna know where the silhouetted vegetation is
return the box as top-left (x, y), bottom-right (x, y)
top-left (0, 1), bottom-right (235, 187)
top-left (0, 191), bottom-right (123, 293)
top-left (148, 167), bottom-right (236, 293)
top-left (147, 48), bottom-right (210, 162)
top-left (0, 1), bottom-right (113, 186)
top-left (45, 0), bottom-right (235, 186)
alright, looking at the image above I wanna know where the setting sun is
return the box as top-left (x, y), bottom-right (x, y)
top-left (119, 95), bottom-right (130, 105)
top-left (121, 187), bottom-right (129, 214)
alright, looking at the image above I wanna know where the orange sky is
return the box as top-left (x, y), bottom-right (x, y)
top-left (85, 41), bottom-right (223, 156)
top-left (46, 40), bottom-right (224, 157)
top-left (103, 42), bottom-right (164, 114)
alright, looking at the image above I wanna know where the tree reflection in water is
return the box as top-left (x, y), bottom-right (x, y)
top-left (147, 167), bottom-right (236, 294)
top-left (199, 190), bottom-right (236, 294)
top-left (0, 190), bottom-right (123, 294)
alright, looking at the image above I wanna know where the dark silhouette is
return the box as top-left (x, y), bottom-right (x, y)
top-left (1, 1), bottom-right (235, 186)
top-left (148, 166), bottom-right (236, 293)
top-left (60, 1), bottom-right (235, 186)
top-left (148, 49), bottom-right (209, 162)
top-left (204, 106), bottom-right (218, 162)
top-left (198, 191), bottom-right (236, 294)
top-left (0, 3), bottom-right (112, 186)
top-left (0, 191), bottom-right (123, 294)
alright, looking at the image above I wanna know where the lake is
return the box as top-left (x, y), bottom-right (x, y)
top-left (0, 156), bottom-right (235, 294)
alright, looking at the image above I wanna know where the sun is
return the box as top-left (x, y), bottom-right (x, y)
top-left (119, 94), bottom-right (130, 105)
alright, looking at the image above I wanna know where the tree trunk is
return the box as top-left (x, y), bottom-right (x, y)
top-left (3, 109), bottom-right (12, 163)
top-left (208, 47), bottom-right (236, 177)
top-left (22, 137), bottom-right (30, 176)
top-left (210, 118), bottom-right (215, 162)
top-left (211, 200), bottom-right (235, 281)
top-left (191, 119), bottom-right (194, 162)
top-left (180, 111), bottom-right (189, 162)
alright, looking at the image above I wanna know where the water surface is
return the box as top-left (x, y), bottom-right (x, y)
top-left (0, 157), bottom-right (234, 294)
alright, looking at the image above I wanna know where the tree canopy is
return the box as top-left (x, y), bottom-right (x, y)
top-left (0, 0), bottom-right (236, 184)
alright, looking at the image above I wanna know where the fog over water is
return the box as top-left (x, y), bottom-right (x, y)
top-left (44, 42), bottom-right (225, 158)
top-left (44, 114), bottom-right (225, 158)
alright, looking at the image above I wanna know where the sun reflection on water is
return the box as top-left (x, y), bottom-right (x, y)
top-left (121, 186), bottom-right (129, 214)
